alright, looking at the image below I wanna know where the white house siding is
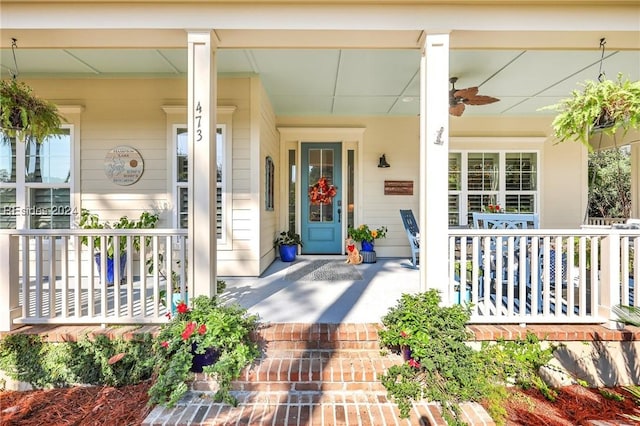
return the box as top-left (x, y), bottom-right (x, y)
top-left (18, 77), bottom-right (270, 277)
top-left (256, 79), bottom-right (280, 275)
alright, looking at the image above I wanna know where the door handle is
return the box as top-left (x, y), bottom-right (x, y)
top-left (337, 208), bottom-right (341, 223)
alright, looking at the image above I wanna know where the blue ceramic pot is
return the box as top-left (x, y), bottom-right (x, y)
top-left (279, 244), bottom-right (297, 262)
top-left (94, 252), bottom-right (127, 285)
top-left (191, 344), bottom-right (220, 372)
top-left (361, 241), bottom-right (375, 252)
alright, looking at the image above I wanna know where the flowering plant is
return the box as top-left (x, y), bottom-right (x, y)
top-left (483, 204), bottom-right (503, 213)
top-left (347, 224), bottom-right (388, 243)
top-left (148, 295), bottom-right (260, 408)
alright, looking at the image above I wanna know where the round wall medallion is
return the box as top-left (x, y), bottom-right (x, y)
top-left (104, 146), bottom-right (144, 186)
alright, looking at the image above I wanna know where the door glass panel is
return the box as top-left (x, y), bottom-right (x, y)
top-left (307, 148), bottom-right (335, 223)
top-left (347, 150), bottom-right (354, 229)
top-left (288, 149), bottom-right (296, 232)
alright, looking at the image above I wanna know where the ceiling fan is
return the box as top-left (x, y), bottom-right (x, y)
top-left (449, 77), bottom-right (500, 117)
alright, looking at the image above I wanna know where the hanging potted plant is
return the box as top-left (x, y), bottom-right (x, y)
top-left (0, 78), bottom-right (65, 143)
top-left (542, 73), bottom-right (640, 148)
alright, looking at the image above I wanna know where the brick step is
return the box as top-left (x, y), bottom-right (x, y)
top-left (143, 390), bottom-right (495, 426)
top-left (192, 350), bottom-right (399, 393)
top-left (252, 323), bottom-right (381, 352)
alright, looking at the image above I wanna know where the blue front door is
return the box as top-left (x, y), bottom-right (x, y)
top-left (301, 143), bottom-right (342, 254)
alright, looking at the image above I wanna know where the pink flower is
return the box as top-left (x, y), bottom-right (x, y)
top-left (198, 324), bottom-right (207, 335)
top-left (400, 331), bottom-right (408, 338)
top-left (408, 358), bottom-right (421, 369)
top-left (181, 321), bottom-right (197, 340)
top-left (161, 341), bottom-right (169, 349)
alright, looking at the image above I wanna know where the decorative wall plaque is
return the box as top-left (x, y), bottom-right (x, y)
top-left (384, 180), bottom-right (414, 195)
top-left (104, 146), bottom-right (144, 186)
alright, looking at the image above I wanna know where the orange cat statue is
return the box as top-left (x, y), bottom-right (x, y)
top-left (345, 237), bottom-right (363, 265)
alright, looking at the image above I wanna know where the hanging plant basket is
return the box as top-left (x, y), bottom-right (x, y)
top-left (541, 73), bottom-right (640, 149)
top-left (0, 79), bottom-right (65, 143)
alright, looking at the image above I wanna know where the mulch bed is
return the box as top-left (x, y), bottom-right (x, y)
top-left (0, 381), bottom-right (152, 426)
top-left (1, 382), bottom-right (639, 425)
top-left (501, 384), bottom-right (640, 426)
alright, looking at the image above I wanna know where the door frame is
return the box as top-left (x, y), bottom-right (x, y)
top-left (277, 127), bottom-right (365, 254)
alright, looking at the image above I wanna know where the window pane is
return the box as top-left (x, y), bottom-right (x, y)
top-left (25, 131), bottom-right (71, 183)
top-left (505, 194), bottom-right (536, 213)
top-left (448, 153), bottom-right (461, 190)
top-left (467, 153), bottom-right (499, 191)
top-left (0, 135), bottom-right (16, 183)
top-left (506, 153), bottom-right (537, 191)
top-left (448, 194), bottom-right (460, 226)
top-left (175, 126), bottom-right (225, 239)
top-left (0, 188), bottom-right (16, 229)
top-left (178, 186), bottom-right (188, 229)
top-left (176, 128), bottom-right (188, 182)
top-left (467, 194), bottom-right (497, 224)
top-left (307, 148), bottom-right (335, 223)
top-left (216, 127), bottom-right (223, 183)
top-left (29, 188), bottom-right (71, 229)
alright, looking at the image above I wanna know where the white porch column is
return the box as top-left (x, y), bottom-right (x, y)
top-left (187, 31), bottom-right (218, 297)
top-left (0, 233), bottom-right (20, 331)
top-left (631, 144), bottom-right (640, 219)
top-left (419, 33), bottom-right (450, 300)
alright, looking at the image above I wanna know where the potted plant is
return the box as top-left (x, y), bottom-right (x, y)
top-left (542, 73), bottom-right (640, 148)
top-left (148, 295), bottom-right (260, 408)
top-left (78, 208), bottom-right (159, 285)
top-left (274, 230), bottom-right (303, 262)
top-left (0, 78), bottom-right (65, 143)
top-left (347, 224), bottom-right (388, 252)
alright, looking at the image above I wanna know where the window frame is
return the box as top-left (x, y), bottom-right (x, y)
top-left (0, 123), bottom-right (77, 230)
top-left (449, 149), bottom-right (540, 227)
top-left (167, 106), bottom-right (234, 250)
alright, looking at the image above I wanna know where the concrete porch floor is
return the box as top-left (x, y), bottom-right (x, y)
top-left (219, 256), bottom-right (420, 324)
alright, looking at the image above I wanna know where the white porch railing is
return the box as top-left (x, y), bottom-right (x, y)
top-left (0, 229), bottom-right (188, 331)
top-left (1, 227), bottom-right (638, 330)
top-left (449, 228), bottom-right (638, 325)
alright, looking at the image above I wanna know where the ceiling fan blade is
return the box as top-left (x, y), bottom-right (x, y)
top-left (453, 87), bottom-right (479, 99)
top-left (464, 95), bottom-right (500, 106)
top-left (449, 103), bottom-right (465, 117)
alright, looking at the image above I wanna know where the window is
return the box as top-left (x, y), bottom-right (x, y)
top-left (448, 151), bottom-right (538, 226)
top-left (0, 128), bottom-right (74, 229)
top-left (172, 124), bottom-right (230, 246)
top-left (265, 156), bottom-right (274, 211)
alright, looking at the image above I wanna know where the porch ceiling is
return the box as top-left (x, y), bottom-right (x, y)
top-left (0, 30), bottom-right (638, 117)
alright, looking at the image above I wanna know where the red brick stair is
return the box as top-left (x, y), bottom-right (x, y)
top-left (143, 323), bottom-right (495, 426)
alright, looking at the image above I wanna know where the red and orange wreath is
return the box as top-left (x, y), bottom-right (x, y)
top-left (308, 176), bottom-right (337, 205)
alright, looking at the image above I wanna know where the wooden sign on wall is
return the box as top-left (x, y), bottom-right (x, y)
top-left (384, 180), bottom-right (413, 195)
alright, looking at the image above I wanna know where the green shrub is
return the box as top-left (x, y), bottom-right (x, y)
top-left (378, 289), bottom-right (559, 426)
top-left (0, 332), bottom-right (154, 389)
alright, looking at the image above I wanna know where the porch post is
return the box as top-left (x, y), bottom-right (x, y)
top-left (600, 233), bottom-right (621, 329)
top-left (419, 33), bottom-right (450, 300)
top-left (0, 233), bottom-right (20, 331)
top-left (631, 144), bottom-right (640, 219)
top-left (187, 31), bottom-right (218, 297)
